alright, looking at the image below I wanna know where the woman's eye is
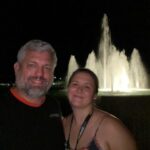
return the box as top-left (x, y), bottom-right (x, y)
top-left (72, 83), bottom-right (77, 86)
top-left (84, 86), bottom-right (91, 90)
top-left (71, 82), bottom-right (78, 87)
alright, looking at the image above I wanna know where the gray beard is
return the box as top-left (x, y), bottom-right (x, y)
top-left (24, 87), bottom-right (48, 98)
top-left (15, 75), bottom-right (52, 99)
top-left (16, 82), bottom-right (51, 99)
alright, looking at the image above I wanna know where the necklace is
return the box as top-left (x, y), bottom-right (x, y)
top-left (65, 110), bottom-right (93, 150)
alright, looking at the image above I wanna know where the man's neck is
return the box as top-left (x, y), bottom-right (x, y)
top-left (10, 87), bottom-right (45, 107)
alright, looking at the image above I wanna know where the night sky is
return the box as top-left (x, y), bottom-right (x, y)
top-left (0, 0), bottom-right (150, 83)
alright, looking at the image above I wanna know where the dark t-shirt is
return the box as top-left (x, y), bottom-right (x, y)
top-left (0, 86), bottom-right (65, 150)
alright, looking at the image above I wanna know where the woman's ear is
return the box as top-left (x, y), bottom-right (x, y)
top-left (93, 94), bottom-right (97, 100)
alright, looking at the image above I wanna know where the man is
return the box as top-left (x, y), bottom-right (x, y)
top-left (0, 39), bottom-right (65, 150)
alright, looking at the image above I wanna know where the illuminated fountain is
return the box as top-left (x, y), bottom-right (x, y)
top-left (66, 14), bottom-right (150, 95)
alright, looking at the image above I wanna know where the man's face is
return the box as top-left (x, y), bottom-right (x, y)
top-left (14, 50), bottom-right (55, 98)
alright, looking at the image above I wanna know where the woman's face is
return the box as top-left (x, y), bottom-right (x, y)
top-left (67, 72), bottom-right (96, 108)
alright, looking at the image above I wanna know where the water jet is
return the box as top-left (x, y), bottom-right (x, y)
top-left (66, 14), bottom-right (150, 94)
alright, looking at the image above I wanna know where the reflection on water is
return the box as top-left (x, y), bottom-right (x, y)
top-left (51, 88), bottom-right (150, 97)
top-left (98, 89), bottom-right (150, 96)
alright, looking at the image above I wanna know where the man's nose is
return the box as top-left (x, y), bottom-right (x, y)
top-left (36, 67), bottom-right (44, 76)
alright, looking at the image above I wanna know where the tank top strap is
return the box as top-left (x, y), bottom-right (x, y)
top-left (94, 114), bottom-right (108, 137)
top-left (88, 115), bottom-right (108, 150)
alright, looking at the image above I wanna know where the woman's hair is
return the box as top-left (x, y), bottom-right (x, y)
top-left (67, 68), bottom-right (99, 94)
top-left (17, 39), bottom-right (57, 68)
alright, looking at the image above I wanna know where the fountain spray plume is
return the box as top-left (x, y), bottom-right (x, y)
top-left (67, 14), bottom-right (149, 92)
top-left (66, 55), bottom-right (79, 84)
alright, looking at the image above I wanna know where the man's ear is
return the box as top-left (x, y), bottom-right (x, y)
top-left (14, 62), bottom-right (19, 73)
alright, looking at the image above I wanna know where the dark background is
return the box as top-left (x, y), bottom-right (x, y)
top-left (1, 1), bottom-right (150, 149)
top-left (0, 0), bottom-right (150, 83)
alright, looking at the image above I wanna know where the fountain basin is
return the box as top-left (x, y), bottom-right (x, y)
top-left (98, 89), bottom-right (150, 96)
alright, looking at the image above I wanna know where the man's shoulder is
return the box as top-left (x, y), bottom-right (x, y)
top-left (45, 94), bottom-right (62, 115)
top-left (0, 85), bottom-right (10, 97)
top-left (46, 94), bottom-right (60, 106)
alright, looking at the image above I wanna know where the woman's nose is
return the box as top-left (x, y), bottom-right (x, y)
top-left (77, 86), bottom-right (84, 92)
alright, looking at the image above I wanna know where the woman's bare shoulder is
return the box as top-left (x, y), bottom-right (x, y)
top-left (95, 108), bottom-right (129, 134)
top-left (95, 108), bottom-right (137, 150)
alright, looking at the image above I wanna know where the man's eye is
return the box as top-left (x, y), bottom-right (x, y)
top-left (85, 86), bottom-right (90, 89)
top-left (44, 66), bottom-right (52, 70)
top-left (28, 63), bottom-right (36, 67)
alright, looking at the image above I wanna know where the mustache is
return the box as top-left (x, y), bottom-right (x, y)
top-left (29, 76), bottom-right (47, 82)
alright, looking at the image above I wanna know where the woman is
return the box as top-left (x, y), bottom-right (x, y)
top-left (63, 68), bottom-right (137, 150)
